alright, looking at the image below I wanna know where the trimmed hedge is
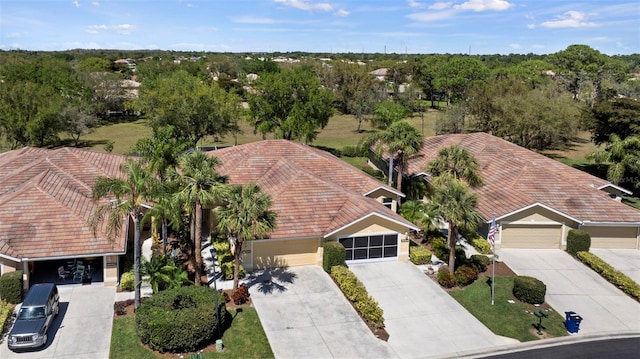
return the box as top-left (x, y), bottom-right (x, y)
top-left (136, 286), bottom-right (228, 353)
top-left (0, 270), bottom-right (23, 304)
top-left (409, 245), bottom-right (432, 265)
top-left (341, 145), bottom-right (367, 157)
top-left (513, 276), bottom-right (546, 304)
top-left (566, 229), bottom-right (591, 256)
top-left (323, 241), bottom-right (346, 273)
top-left (455, 265), bottom-right (478, 287)
top-left (331, 265), bottom-right (384, 329)
top-left (577, 251), bottom-right (640, 301)
top-left (0, 300), bottom-right (14, 334)
top-left (470, 255), bottom-right (491, 272)
top-left (437, 266), bottom-right (456, 288)
top-left (119, 271), bottom-right (134, 291)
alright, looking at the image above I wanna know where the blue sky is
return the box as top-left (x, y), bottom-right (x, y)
top-left (1, 0), bottom-right (638, 55)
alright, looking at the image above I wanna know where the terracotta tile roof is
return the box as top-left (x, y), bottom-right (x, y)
top-left (208, 140), bottom-right (417, 239)
top-left (400, 132), bottom-right (640, 224)
top-left (0, 147), bottom-right (129, 260)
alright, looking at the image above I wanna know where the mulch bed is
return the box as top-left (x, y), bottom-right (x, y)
top-left (114, 288), bottom-right (252, 358)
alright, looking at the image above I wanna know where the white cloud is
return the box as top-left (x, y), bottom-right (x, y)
top-left (429, 2), bottom-right (452, 10)
top-left (92, 1), bottom-right (99, 5)
top-left (334, 9), bottom-right (349, 17)
top-left (454, 0), bottom-right (512, 12)
top-left (274, 0), bottom-right (333, 12)
top-left (232, 16), bottom-right (276, 24)
top-left (85, 24), bottom-right (136, 35)
top-left (73, 1), bottom-right (80, 8)
top-left (408, 0), bottom-right (425, 8)
top-left (540, 11), bottom-right (598, 28)
top-left (5, 32), bottom-right (22, 39)
top-left (509, 43), bottom-right (521, 49)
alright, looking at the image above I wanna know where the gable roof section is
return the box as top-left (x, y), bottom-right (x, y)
top-left (208, 140), bottom-right (417, 239)
top-left (0, 147), bottom-right (129, 260)
top-left (402, 132), bottom-right (640, 224)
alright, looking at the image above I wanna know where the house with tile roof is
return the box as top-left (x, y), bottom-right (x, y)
top-left (0, 141), bottom-right (419, 289)
top-left (374, 132), bottom-right (640, 249)
top-left (0, 147), bottom-right (132, 289)
top-left (206, 140), bottom-right (419, 269)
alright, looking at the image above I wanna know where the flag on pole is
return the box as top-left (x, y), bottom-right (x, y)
top-left (488, 218), bottom-right (497, 249)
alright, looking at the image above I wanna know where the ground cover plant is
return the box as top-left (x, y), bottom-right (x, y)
top-left (449, 276), bottom-right (568, 342)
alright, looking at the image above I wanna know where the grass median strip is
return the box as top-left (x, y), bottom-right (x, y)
top-left (449, 276), bottom-right (568, 342)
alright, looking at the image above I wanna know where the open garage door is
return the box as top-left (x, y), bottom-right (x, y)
top-left (501, 224), bottom-right (562, 249)
top-left (583, 226), bottom-right (639, 249)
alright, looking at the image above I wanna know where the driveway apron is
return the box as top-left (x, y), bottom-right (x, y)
top-left (497, 249), bottom-right (640, 334)
top-left (249, 265), bottom-right (397, 359)
top-left (1, 284), bottom-right (115, 359)
top-left (350, 261), bottom-right (516, 359)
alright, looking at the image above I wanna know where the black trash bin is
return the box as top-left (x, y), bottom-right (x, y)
top-left (565, 311), bottom-right (583, 333)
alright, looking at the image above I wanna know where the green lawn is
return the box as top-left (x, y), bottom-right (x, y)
top-left (109, 308), bottom-right (273, 359)
top-left (449, 277), bottom-right (569, 342)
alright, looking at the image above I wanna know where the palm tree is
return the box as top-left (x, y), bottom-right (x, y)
top-left (428, 173), bottom-right (483, 270)
top-left (216, 184), bottom-right (277, 291)
top-left (90, 159), bottom-right (156, 309)
top-left (427, 144), bottom-right (483, 187)
top-left (399, 200), bottom-right (439, 238)
top-left (141, 255), bottom-right (192, 293)
top-left (176, 150), bottom-right (229, 286)
top-left (361, 120), bottom-right (424, 193)
top-left (589, 134), bottom-right (640, 189)
top-left (134, 126), bottom-right (191, 254)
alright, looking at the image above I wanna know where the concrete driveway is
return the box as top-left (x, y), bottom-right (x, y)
top-left (248, 265), bottom-right (397, 359)
top-left (1, 284), bottom-right (115, 359)
top-left (590, 248), bottom-right (640, 284)
top-left (497, 249), bottom-right (640, 335)
top-left (350, 261), bottom-right (517, 358)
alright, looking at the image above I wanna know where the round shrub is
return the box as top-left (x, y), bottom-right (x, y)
top-left (471, 238), bottom-right (492, 255)
top-left (0, 270), bottom-right (23, 304)
top-left (437, 266), bottom-right (456, 288)
top-left (455, 265), bottom-right (479, 287)
top-left (566, 229), bottom-right (591, 256)
top-left (513, 276), bottom-right (546, 304)
top-left (119, 271), bottom-right (134, 292)
top-left (409, 245), bottom-right (432, 265)
top-left (470, 255), bottom-right (491, 273)
top-left (136, 286), bottom-right (228, 353)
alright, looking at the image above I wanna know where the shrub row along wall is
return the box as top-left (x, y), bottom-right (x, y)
top-left (330, 265), bottom-right (384, 329)
top-left (577, 251), bottom-right (640, 302)
top-left (0, 300), bottom-right (14, 334)
top-left (323, 242), bottom-right (346, 274)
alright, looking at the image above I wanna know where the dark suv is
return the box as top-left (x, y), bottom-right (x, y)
top-left (7, 283), bottom-right (59, 350)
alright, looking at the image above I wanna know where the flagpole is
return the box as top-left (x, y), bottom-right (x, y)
top-left (491, 245), bottom-right (495, 305)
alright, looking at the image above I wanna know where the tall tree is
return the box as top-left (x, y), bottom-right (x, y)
top-left (248, 66), bottom-right (333, 143)
top-left (427, 144), bottom-right (483, 187)
top-left (135, 70), bottom-right (240, 144)
top-left (216, 184), bottom-right (277, 291)
top-left (361, 120), bottom-right (424, 193)
top-left (428, 173), bottom-right (483, 270)
top-left (176, 150), bottom-right (229, 286)
top-left (133, 126), bottom-right (191, 253)
top-left (588, 134), bottom-right (640, 189)
top-left (90, 159), bottom-right (157, 309)
top-left (584, 97), bottom-right (640, 145)
top-left (372, 100), bottom-right (410, 129)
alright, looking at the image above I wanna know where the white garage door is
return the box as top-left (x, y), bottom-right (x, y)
top-left (501, 224), bottom-right (562, 249)
top-left (583, 226), bottom-right (639, 249)
top-left (339, 234), bottom-right (398, 262)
